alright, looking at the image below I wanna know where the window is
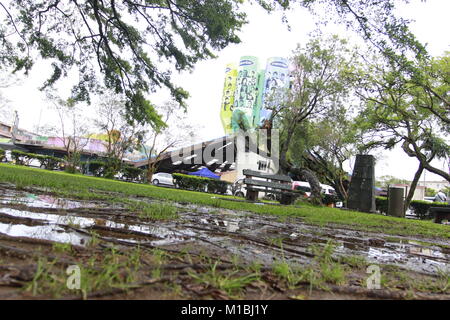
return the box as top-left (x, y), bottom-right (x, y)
top-left (258, 160), bottom-right (267, 171)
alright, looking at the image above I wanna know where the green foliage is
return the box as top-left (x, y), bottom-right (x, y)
top-left (121, 166), bottom-right (143, 182)
top-left (322, 193), bottom-right (340, 206)
top-left (425, 188), bottom-right (437, 198)
top-left (410, 201), bottom-right (450, 220)
top-left (0, 0), bottom-right (256, 127)
top-left (173, 173), bottom-right (230, 194)
top-left (0, 149), bottom-right (5, 162)
top-left (376, 196), bottom-right (450, 220)
top-left (11, 150), bottom-right (62, 169)
top-left (82, 159), bottom-right (124, 179)
top-left (376, 196), bottom-right (389, 214)
top-left (355, 52), bottom-right (450, 182)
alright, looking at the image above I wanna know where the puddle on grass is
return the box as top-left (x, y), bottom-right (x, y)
top-left (0, 192), bottom-right (100, 209)
top-left (0, 222), bottom-right (90, 246)
top-left (0, 207), bottom-right (196, 247)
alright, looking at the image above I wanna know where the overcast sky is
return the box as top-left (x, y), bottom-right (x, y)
top-left (1, 0), bottom-right (449, 182)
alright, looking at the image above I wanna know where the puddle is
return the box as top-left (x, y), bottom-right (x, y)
top-left (0, 193), bottom-right (100, 209)
top-left (0, 222), bottom-right (89, 246)
top-left (0, 207), bottom-right (197, 247)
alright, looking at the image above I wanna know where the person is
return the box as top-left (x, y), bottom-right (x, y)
top-left (434, 190), bottom-right (447, 203)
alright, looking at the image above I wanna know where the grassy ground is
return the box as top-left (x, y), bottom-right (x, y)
top-left (0, 163), bottom-right (449, 239)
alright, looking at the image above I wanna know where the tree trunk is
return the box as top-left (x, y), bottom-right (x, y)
top-left (404, 162), bottom-right (425, 215)
top-left (300, 168), bottom-right (323, 205)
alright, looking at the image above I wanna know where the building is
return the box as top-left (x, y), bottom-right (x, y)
top-left (133, 133), bottom-right (278, 182)
top-left (417, 180), bottom-right (450, 192)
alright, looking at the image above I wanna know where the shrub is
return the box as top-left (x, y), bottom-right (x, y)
top-left (376, 196), bottom-right (450, 220)
top-left (121, 166), bottom-right (143, 182)
top-left (10, 150), bottom-right (62, 169)
top-left (410, 200), bottom-right (450, 220)
top-left (173, 173), bottom-right (230, 194)
top-left (0, 149), bottom-right (5, 162)
top-left (82, 160), bottom-right (108, 177)
top-left (322, 194), bottom-right (340, 206)
top-left (376, 196), bottom-right (388, 214)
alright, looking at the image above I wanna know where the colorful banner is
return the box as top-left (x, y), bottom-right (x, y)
top-left (259, 57), bottom-right (290, 127)
top-left (252, 69), bottom-right (266, 128)
top-left (220, 63), bottom-right (238, 135)
top-left (232, 56), bottom-right (260, 132)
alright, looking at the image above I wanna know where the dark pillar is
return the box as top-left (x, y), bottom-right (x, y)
top-left (347, 155), bottom-right (376, 213)
top-left (388, 187), bottom-right (405, 218)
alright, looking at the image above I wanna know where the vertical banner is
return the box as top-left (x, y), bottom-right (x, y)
top-left (220, 63), bottom-right (238, 135)
top-left (252, 69), bottom-right (266, 128)
top-left (232, 56), bottom-right (259, 132)
top-left (259, 57), bottom-right (290, 127)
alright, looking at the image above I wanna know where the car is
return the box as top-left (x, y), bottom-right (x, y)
top-left (151, 172), bottom-right (174, 187)
top-left (292, 181), bottom-right (312, 197)
top-left (292, 181), bottom-right (343, 207)
top-left (232, 178), bottom-right (246, 197)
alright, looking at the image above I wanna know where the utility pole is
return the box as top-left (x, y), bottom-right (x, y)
top-left (11, 110), bottom-right (19, 144)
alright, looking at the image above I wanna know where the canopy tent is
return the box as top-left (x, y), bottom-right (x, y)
top-left (188, 167), bottom-right (220, 179)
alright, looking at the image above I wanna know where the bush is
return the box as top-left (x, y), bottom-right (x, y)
top-left (121, 166), bottom-right (143, 182)
top-left (82, 160), bottom-right (106, 177)
top-left (173, 173), bottom-right (230, 194)
top-left (410, 200), bottom-right (450, 220)
top-left (10, 150), bottom-right (62, 169)
top-left (376, 196), bottom-right (388, 214)
top-left (322, 194), bottom-right (340, 206)
top-left (0, 149), bottom-right (5, 162)
top-left (376, 196), bottom-right (450, 220)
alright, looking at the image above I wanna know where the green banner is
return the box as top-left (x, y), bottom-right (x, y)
top-left (232, 56), bottom-right (259, 132)
top-left (220, 63), bottom-right (238, 135)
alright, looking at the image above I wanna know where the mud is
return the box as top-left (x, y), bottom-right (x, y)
top-left (0, 184), bottom-right (449, 299)
top-left (0, 187), bottom-right (448, 276)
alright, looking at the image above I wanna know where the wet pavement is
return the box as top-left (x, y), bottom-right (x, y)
top-left (0, 185), bottom-right (449, 277)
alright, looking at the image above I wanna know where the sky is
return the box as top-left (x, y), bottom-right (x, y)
top-left (1, 0), bottom-right (449, 182)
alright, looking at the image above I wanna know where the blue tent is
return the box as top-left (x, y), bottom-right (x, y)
top-left (188, 167), bottom-right (220, 179)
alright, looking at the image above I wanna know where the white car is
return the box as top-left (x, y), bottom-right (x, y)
top-left (151, 172), bottom-right (174, 186)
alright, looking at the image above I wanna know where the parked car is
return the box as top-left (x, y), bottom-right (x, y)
top-left (292, 181), bottom-right (343, 208)
top-left (232, 178), bottom-right (246, 197)
top-left (292, 181), bottom-right (312, 197)
top-left (151, 172), bottom-right (174, 186)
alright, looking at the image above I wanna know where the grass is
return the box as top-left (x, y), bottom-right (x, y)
top-left (272, 241), bottom-right (348, 291)
top-left (188, 260), bottom-right (260, 298)
top-left (126, 200), bottom-right (178, 220)
top-left (25, 246), bottom-right (143, 299)
top-left (1, 163), bottom-right (449, 239)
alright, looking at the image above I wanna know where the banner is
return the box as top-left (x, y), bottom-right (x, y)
top-left (231, 56), bottom-right (260, 133)
top-left (220, 63), bottom-right (238, 135)
top-left (252, 69), bottom-right (266, 128)
top-left (259, 57), bottom-right (290, 127)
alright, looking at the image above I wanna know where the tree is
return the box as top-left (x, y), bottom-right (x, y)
top-left (275, 35), bottom-right (356, 204)
top-left (299, 107), bottom-right (363, 203)
top-left (93, 92), bottom-right (146, 173)
top-left (0, 73), bottom-right (19, 123)
top-left (141, 100), bottom-right (198, 183)
top-left (376, 175), bottom-right (410, 189)
top-left (0, 0), bottom-right (425, 126)
top-left (354, 53), bottom-right (450, 213)
top-left (49, 95), bottom-right (92, 172)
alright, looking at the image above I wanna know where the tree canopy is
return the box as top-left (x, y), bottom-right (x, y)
top-left (0, 0), bottom-right (425, 128)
